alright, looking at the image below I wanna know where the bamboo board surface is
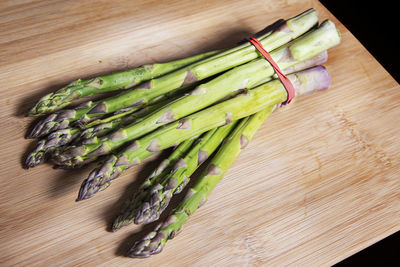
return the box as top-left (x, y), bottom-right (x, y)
top-left (0, 0), bottom-right (399, 265)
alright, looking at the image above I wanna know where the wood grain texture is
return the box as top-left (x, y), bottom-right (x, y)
top-left (0, 0), bottom-right (399, 265)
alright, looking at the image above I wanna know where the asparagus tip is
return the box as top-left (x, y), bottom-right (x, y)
top-left (28, 106), bottom-right (44, 117)
top-left (76, 185), bottom-right (90, 201)
top-left (24, 156), bottom-right (41, 169)
top-left (110, 221), bottom-right (124, 232)
top-left (111, 215), bottom-right (132, 231)
top-left (76, 164), bottom-right (115, 201)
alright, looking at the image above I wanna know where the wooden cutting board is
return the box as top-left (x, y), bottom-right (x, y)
top-left (1, 0), bottom-right (399, 265)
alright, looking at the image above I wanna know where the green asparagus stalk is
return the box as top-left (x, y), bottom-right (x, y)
top-left (27, 9), bottom-right (318, 138)
top-left (52, 20), bottom-right (338, 167)
top-left (29, 51), bottom-right (220, 116)
top-left (77, 138), bottom-right (196, 201)
top-left (79, 66), bottom-right (331, 200)
top-left (112, 122), bottom-right (236, 229)
top-left (127, 106), bottom-right (276, 258)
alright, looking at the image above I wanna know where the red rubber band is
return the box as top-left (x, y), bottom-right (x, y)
top-left (247, 37), bottom-right (295, 105)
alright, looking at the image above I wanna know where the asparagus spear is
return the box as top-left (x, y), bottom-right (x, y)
top-left (112, 50), bottom-right (328, 227)
top-left (127, 105), bottom-right (277, 258)
top-left (29, 51), bottom-right (220, 116)
top-left (79, 66), bottom-right (331, 200)
top-left (52, 20), bottom-right (338, 167)
top-left (27, 9), bottom-right (318, 139)
top-left (112, 123), bottom-right (236, 229)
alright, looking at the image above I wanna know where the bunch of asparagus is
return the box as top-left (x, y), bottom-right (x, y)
top-left (24, 8), bottom-right (340, 258)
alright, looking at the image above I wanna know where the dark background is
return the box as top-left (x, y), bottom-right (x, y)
top-left (319, 1), bottom-right (399, 265)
